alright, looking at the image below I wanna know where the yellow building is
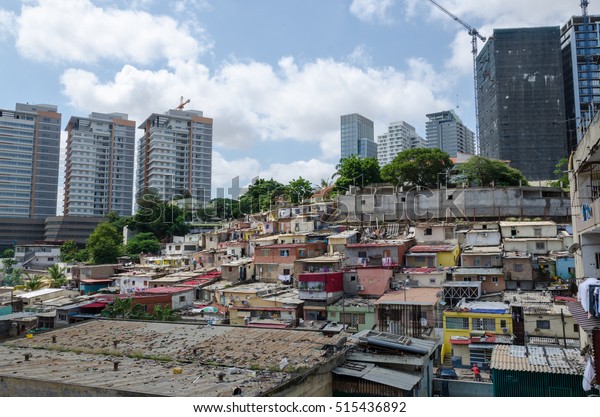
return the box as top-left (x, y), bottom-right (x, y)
top-left (405, 244), bottom-right (460, 268)
top-left (442, 300), bottom-right (513, 369)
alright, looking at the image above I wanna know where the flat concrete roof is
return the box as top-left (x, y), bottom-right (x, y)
top-left (375, 288), bottom-right (440, 305)
top-left (1, 320), bottom-right (347, 397)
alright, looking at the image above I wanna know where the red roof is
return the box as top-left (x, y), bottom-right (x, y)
top-left (79, 302), bottom-right (108, 309)
top-left (347, 242), bottom-right (406, 248)
top-left (260, 243), bottom-right (321, 248)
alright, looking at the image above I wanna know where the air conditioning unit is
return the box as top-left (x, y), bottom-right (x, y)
top-left (502, 327), bottom-right (509, 334)
top-left (356, 284), bottom-right (364, 291)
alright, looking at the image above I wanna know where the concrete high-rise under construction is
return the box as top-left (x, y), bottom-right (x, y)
top-left (477, 27), bottom-right (568, 180)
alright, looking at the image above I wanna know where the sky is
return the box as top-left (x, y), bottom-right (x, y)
top-left (0, 0), bottom-right (598, 211)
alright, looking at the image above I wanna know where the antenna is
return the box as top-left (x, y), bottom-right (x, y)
top-left (175, 96), bottom-right (190, 110)
top-left (568, 242), bottom-right (581, 254)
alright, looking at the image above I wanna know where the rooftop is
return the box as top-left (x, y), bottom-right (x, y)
top-left (491, 344), bottom-right (584, 375)
top-left (375, 288), bottom-right (440, 305)
top-left (346, 240), bottom-right (408, 248)
top-left (409, 244), bottom-right (456, 253)
top-left (499, 221), bottom-right (557, 227)
top-left (1, 320), bottom-right (347, 397)
top-left (453, 268), bottom-right (503, 275)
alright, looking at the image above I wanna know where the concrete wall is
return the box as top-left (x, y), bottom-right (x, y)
top-left (337, 187), bottom-right (569, 223)
top-left (433, 379), bottom-right (493, 397)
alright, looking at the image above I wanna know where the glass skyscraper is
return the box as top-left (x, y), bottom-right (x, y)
top-left (340, 113), bottom-right (377, 160)
top-left (0, 103), bottom-right (61, 218)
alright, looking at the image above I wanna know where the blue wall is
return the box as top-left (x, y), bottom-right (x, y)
top-left (556, 257), bottom-right (575, 280)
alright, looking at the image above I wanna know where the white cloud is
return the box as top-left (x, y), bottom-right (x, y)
top-left (15, 0), bottom-right (206, 65)
top-left (350, 0), bottom-right (397, 24)
top-left (0, 9), bottom-right (16, 42)
top-left (212, 151), bottom-right (262, 193)
top-left (346, 44), bottom-right (373, 68)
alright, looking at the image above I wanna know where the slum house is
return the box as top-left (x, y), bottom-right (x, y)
top-left (460, 245), bottom-right (503, 268)
top-left (490, 344), bottom-right (598, 396)
top-left (344, 240), bottom-right (413, 268)
top-left (343, 267), bottom-right (394, 298)
top-left (442, 300), bottom-right (513, 370)
top-left (293, 254), bottom-right (344, 278)
top-left (413, 223), bottom-right (457, 244)
top-left (297, 271), bottom-right (344, 324)
top-left (221, 258), bottom-right (254, 283)
top-left (134, 286), bottom-right (196, 311)
top-left (253, 242), bottom-right (327, 285)
top-left (395, 267), bottom-right (447, 288)
top-left (333, 330), bottom-right (440, 397)
top-left (452, 268), bottom-right (506, 294)
top-left (503, 251), bottom-right (535, 290)
top-left (405, 244), bottom-right (460, 269)
top-left (0, 320), bottom-right (348, 396)
top-left (326, 297), bottom-right (377, 333)
top-left (327, 230), bottom-right (359, 255)
top-left (374, 288), bottom-right (440, 338)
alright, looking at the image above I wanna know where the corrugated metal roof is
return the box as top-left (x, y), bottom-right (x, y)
top-left (566, 301), bottom-right (600, 334)
top-left (491, 344), bottom-right (584, 375)
top-left (332, 362), bottom-right (422, 391)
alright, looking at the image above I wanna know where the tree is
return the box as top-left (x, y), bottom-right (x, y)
top-left (130, 202), bottom-right (190, 242)
top-left (47, 264), bottom-right (68, 288)
top-left (86, 222), bottom-right (123, 264)
top-left (286, 177), bottom-right (314, 204)
top-left (199, 198), bottom-right (241, 220)
top-left (23, 273), bottom-right (45, 291)
top-left (380, 148), bottom-right (454, 188)
top-left (457, 155), bottom-right (528, 187)
top-left (60, 240), bottom-right (80, 263)
top-left (125, 232), bottom-right (161, 259)
top-left (334, 155), bottom-right (382, 191)
top-left (548, 157), bottom-right (569, 189)
top-left (152, 304), bottom-right (179, 321)
top-left (239, 179), bottom-right (286, 214)
top-left (1, 250), bottom-right (21, 287)
top-left (101, 297), bottom-right (148, 320)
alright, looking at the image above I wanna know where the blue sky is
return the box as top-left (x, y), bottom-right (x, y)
top-left (0, 0), bottom-right (597, 208)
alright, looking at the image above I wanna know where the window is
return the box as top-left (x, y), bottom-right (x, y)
top-left (283, 268), bottom-right (290, 275)
top-left (58, 314), bottom-right (67, 321)
top-left (463, 277), bottom-right (472, 282)
top-left (298, 249), bottom-right (306, 258)
top-left (261, 249), bottom-right (270, 257)
top-left (535, 242), bottom-right (546, 250)
top-left (445, 317), bottom-right (469, 330)
top-left (279, 249), bottom-right (289, 257)
top-left (574, 324), bottom-right (580, 332)
top-left (492, 276), bottom-right (499, 283)
top-left (179, 295), bottom-right (185, 302)
top-left (596, 253), bottom-right (600, 269)
top-left (473, 318), bottom-right (496, 331)
top-left (513, 263), bottom-right (523, 272)
top-left (425, 228), bottom-right (433, 236)
top-left (536, 320), bottom-right (551, 329)
top-left (533, 228), bottom-right (542, 237)
top-left (500, 319), bottom-right (507, 328)
top-left (358, 251), bottom-right (367, 258)
top-left (429, 278), bottom-right (437, 284)
top-left (478, 276), bottom-right (486, 281)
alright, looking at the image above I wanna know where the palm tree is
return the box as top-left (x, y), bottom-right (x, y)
top-left (23, 273), bottom-right (45, 291)
top-left (47, 264), bottom-right (67, 288)
top-left (152, 304), bottom-right (179, 321)
top-left (102, 297), bottom-right (148, 319)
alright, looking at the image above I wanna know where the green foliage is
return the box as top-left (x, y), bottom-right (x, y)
top-left (380, 148), bottom-right (454, 188)
top-left (2, 249), bottom-right (14, 258)
top-left (334, 155), bottom-right (382, 191)
top-left (130, 202), bottom-right (190, 241)
top-left (286, 177), bottom-right (313, 204)
top-left (239, 179), bottom-right (286, 214)
top-left (151, 304), bottom-right (179, 321)
top-left (548, 157), bottom-right (569, 188)
top-left (457, 156), bottom-right (528, 187)
top-left (24, 273), bottom-right (45, 291)
top-left (105, 211), bottom-right (132, 232)
top-left (101, 297), bottom-right (149, 320)
top-left (47, 264), bottom-right (68, 288)
top-left (60, 240), bottom-right (80, 263)
top-left (125, 232), bottom-right (161, 258)
top-left (197, 198), bottom-right (241, 221)
top-left (86, 222), bottom-right (123, 265)
top-left (1, 250), bottom-right (21, 286)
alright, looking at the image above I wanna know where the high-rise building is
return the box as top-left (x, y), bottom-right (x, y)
top-left (425, 110), bottom-right (475, 158)
top-left (377, 121), bottom-right (426, 166)
top-left (64, 112), bottom-right (136, 217)
top-left (340, 113), bottom-right (377, 160)
top-left (477, 27), bottom-right (568, 180)
top-left (137, 109), bottom-right (212, 205)
top-left (561, 15), bottom-right (600, 152)
top-left (0, 103), bottom-right (61, 218)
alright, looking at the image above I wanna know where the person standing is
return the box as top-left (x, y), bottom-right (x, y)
top-left (472, 363), bottom-right (482, 381)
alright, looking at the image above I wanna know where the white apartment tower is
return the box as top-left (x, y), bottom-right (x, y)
top-left (425, 110), bottom-right (475, 157)
top-left (377, 121), bottom-right (426, 166)
top-left (137, 109), bottom-right (212, 205)
top-left (64, 112), bottom-right (136, 217)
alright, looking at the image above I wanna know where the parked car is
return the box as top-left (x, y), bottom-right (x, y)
top-left (435, 367), bottom-right (458, 379)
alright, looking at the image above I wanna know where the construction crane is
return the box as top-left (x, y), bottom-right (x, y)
top-left (427, 0), bottom-right (486, 154)
top-left (175, 96), bottom-right (190, 110)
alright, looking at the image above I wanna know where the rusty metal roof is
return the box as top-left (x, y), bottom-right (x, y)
top-left (491, 344), bottom-right (584, 375)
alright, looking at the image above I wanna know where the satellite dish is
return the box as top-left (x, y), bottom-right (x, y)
top-left (568, 243), bottom-right (581, 254)
top-left (420, 317), bottom-right (428, 327)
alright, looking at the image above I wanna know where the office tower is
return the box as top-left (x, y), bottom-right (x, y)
top-left (425, 110), bottom-right (475, 158)
top-left (340, 113), bottom-right (377, 159)
top-left (477, 27), bottom-right (568, 180)
top-left (377, 121), bottom-right (426, 166)
top-left (561, 15), bottom-right (600, 151)
top-left (0, 103), bottom-right (61, 218)
top-left (64, 112), bottom-right (136, 217)
top-left (137, 109), bottom-right (212, 205)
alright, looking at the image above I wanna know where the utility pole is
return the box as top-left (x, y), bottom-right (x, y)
top-left (560, 308), bottom-right (567, 347)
